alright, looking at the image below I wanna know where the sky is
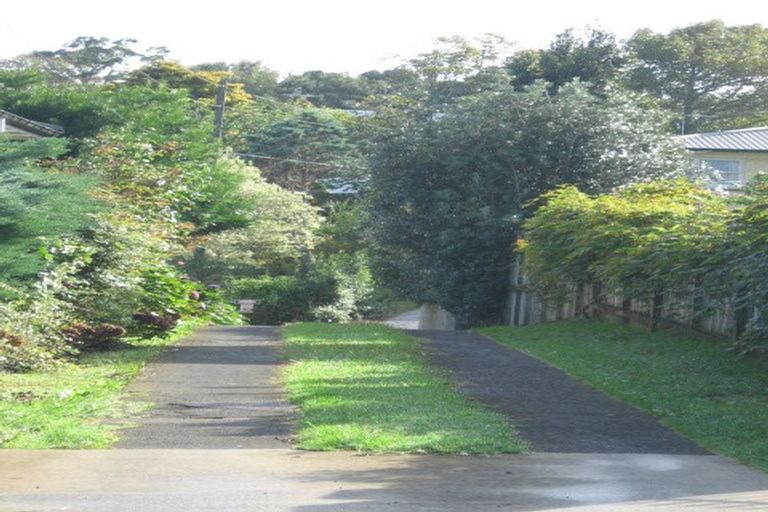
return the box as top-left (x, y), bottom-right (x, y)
top-left (2, 1), bottom-right (768, 76)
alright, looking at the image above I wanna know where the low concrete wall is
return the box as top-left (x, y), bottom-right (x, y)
top-left (419, 303), bottom-right (456, 330)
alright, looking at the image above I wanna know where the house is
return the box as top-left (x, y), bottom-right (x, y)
top-left (677, 127), bottom-right (768, 188)
top-left (0, 109), bottom-right (64, 141)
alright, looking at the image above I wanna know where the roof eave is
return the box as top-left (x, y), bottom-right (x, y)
top-left (686, 147), bottom-right (768, 153)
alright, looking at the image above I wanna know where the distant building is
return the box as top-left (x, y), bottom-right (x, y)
top-left (0, 109), bottom-right (64, 140)
top-left (677, 127), bottom-right (768, 188)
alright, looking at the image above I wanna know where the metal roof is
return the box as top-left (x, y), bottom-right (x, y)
top-left (0, 109), bottom-right (64, 137)
top-left (677, 127), bottom-right (768, 152)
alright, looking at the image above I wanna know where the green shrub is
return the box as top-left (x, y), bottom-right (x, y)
top-left (225, 275), bottom-right (336, 325)
top-left (60, 323), bottom-right (126, 352)
top-left (0, 137), bottom-right (102, 284)
top-left (309, 252), bottom-right (376, 322)
top-left (522, 177), bottom-right (768, 351)
top-left (523, 180), bottom-right (729, 300)
top-left (0, 271), bottom-right (76, 372)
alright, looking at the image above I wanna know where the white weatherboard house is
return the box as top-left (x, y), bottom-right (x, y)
top-left (677, 127), bottom-right (768, 188)
top-left (0, 109), bottom-right (64, 140)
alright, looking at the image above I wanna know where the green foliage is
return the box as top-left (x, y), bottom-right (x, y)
top-left (309, 252), bottom-right (376, 322)
top-left (522, 180), bottom-right (729, 299)
top-left (277, 70), bottom-right (370, 108)
top-left (225, 61), bottom-right (279, 98)
top-left (368, 82), bottom-right (691, 327)
top-left (0, 138), bottom-right (102, 284)
top-left (627, 20), bottom-right (768, 132)
top-left (0, 135), bottom-right (67, 167)
top-left (0, 70), bottom-right (114, 138)
top-left (725, 176), bottom-right (768, 351)
top-left (522, 177), bottom-right (768, 350)
top-left (246, 108), bottom-right (366, 192)
top-left (224, 252), bottom-right (376, 325)
top-left (197, 177), bottom-right (321, 278)
top-left (405, 34), bottom-right (512, 106)
top-left (2, 36), bottom-right (162, 85)
top-left (0, 269), bottom-right (78, 372)
top-left (507, 28), bottom-right (624, 94)
top-left (126, 61), bottom-right (252, 105)
top-left (225, 275), bottom-right (336, 325)
top-left (72, 97), bottom-right (259, 234)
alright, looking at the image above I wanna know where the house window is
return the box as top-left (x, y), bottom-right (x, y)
top-left (696, 158), bottom-right (743, 187)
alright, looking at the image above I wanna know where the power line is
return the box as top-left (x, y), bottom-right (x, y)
top-left (235, 152), bottom-right (339, 167)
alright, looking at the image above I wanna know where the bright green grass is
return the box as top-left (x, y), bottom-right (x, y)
top-left (0, 320), bottom-right (203, 448)
top-left (479, 319), bottom-right (768, 471)
top-left (282, 323), bottom-right (525, 454)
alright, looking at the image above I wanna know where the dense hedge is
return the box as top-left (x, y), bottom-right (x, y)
top-left (522, 178), bottom-right (768, 351)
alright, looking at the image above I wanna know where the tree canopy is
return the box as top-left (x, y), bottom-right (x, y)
top-left (627, 20), bottom-right (768, 132)
top-left (506, 28), bottom-right (624, 94)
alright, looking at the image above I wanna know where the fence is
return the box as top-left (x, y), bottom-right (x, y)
top-left (506, 255), bottom-right (753, 340)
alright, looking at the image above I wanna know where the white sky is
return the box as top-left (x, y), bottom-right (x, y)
top-left (2, 1), bottom-right (768, 76)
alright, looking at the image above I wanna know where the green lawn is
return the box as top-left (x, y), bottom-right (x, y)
top-left (282, 323), bottom-right (525, 454)
top-left (0, 320), bottom-right (203, 448)
top-left (479, 319), bottom-right (768, 471)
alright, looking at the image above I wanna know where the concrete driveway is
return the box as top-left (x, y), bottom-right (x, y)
top-left (2, 449), bottom-right (768, 511)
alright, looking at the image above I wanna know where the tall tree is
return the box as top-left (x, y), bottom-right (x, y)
top-left (277, 71), bottom-right (370, 109)
top-left (192, 60), bottom-right (279, 98)
top-left (367, 82), bottom-right (691, 327)
top-left (506, 28), bottom-right (624, 94)
top-left (126, 61), bottom-right (251, 105)
top-left (407, 34), bottom-right (512, 106)
top-left (245, 109), bottom-right (364, 193)
top-left (1, 37), bottom-right (160, 84)
top-left (627, 20), bottom-right (768, 133)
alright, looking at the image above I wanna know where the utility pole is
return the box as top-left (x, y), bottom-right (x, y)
top-left (213, 80), bottom-right (227, 139)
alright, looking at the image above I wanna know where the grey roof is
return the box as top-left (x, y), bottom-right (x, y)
top-left (678, 127), bottom-right (768, 152)
top-left (0, 109), bottom-right (64, 137)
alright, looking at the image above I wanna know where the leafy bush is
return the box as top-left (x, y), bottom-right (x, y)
top-left (0, 137), bottom-right (102, 284)
top-left (726, 176), bottom-right (768, 351)
top-left (523, 180), bottom-right (729, 300)
top-left (522, 177), bottom-right (768, 351)
top-left (196, 176), bottom-right (321, 280)
top-left (60, 323), bottom-right (126, 352)
top-left (0, 272), bottom-right (76, 372)
top-left (225, 275), bottom-right (337, 325)
top-left (309, 252), bottom-right (376, 322)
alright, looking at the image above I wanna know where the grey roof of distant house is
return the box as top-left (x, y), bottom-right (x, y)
top-left (0, 109), bottom-right (64, 137)
top-left (678, 127), bottom-right (768, 152)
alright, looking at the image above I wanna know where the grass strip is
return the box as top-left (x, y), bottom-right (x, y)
top-left (0, 319), bottom-right (204, 448)
top-left (282, 322), bottom-right (525, 454)
top-left (479, 319), bottom-right (768, 471)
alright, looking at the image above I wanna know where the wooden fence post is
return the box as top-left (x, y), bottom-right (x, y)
top-left (651, 289), bottom-right (664, 331)
top-left (574, 283), bottom-right (585, 317)
top-left (507, 253), bottom-right (522, 325)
